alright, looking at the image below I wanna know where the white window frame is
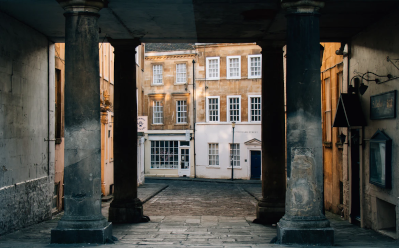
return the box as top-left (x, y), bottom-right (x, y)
top-left (176, 100), bottom-right (187, 124)
top-left (226, 56), bottom-right (241, 79)
top-left (248, 95), bottom-right (261, 123)
top-left (248, 54), bottom-right (262, 79)
top-left (208, 143), bottom-right (219, 166)
top-left (153, 100), bottom-right (163, 124)
top-left (206, 57), bottom-right (220, 80)
top-left (176, 63), bottom-right (187, 84)
top-left (152, 64), bottom-right (163, 85)
top-left (230, 143), bottom-right (240, 167)
top-left (206, 96), bottom-right (220, 123)
top-left (227, 95), bottom-right (241, 123)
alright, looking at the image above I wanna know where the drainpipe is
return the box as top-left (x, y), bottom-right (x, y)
top-left (192, 59), bottom-right (196, 178)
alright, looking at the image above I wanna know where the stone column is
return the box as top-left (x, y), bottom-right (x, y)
top-left (277, 0), bottom-right (334, 245)
top-left (51, 0), bottom-right (112, 244)
top-left (255, 43), bottom-right (286, 224)
top-left (107, 39), bottom-right (146, 223)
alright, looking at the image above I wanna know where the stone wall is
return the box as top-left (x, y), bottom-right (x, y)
top-left (0, 11), bottom-right (54, 235)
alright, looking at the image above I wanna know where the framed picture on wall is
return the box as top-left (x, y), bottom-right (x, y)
top-left (369, 130), bottom-right (392, 188)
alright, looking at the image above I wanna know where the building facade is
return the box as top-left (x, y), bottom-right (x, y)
top-left (321, 43), bottom-right (345, 216)
top-left (142, 44), bottom-right (196, 177)
top-left (195, 43), bottom-right (262, 180)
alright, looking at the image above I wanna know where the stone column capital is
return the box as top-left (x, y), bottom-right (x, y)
top-left (108, 38), bottom-right (142, 51)
top-left (57, 0), bottom-right (106, 14)
top-left (282, 0), bottom-right (324, 14)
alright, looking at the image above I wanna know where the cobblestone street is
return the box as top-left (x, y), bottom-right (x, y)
top-left (0, 179), bottom-right (398, 247)
top-left (143, 179), bottom-right (258, 217)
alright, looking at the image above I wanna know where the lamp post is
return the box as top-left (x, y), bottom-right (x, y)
top-left (231, 122), bottom-right (236, 181)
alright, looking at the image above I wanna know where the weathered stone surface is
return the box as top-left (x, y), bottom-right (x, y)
top-left (0, 10), bottom-right (54, 235)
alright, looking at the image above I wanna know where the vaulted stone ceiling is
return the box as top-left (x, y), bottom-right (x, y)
top-left (0, 0), bottom-right (397, 43)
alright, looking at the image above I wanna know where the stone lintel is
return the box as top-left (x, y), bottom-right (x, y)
top-left (277, 223), bottom-right (334, 245)
top-left (51, 222), bottom-right (112, 244)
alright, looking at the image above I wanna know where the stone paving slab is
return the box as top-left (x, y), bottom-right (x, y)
top-left (1, 180), bottom-right (399, 247)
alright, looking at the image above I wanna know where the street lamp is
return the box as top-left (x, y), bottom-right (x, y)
top-left (231, 122), bottom-right (236, 181)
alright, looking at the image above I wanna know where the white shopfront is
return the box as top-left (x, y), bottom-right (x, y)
top-left (144, 130), bottom-right (194, 177)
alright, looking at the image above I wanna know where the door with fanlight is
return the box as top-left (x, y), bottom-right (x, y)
top-left (178, 146), bottom-right (190, 177)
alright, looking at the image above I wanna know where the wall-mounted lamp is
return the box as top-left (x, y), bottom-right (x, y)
top-left (339, 132), bottom-right (346, 144)
top-left (359, 83), bottom-right (368, 95)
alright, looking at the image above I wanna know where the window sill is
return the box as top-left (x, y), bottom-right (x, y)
top-left (206, 78), bottom-right (220, 81)
top-left (248, 76), bottom-right (261, 79)
top-left (175, 123), bottom-right (188, 125)
top-left (150, 168), bottom-right (178, 170)
top-left (151, 123), bottom-right (164, 126)
top-left (227, 77), bottom-right (241, 80)
top-left (151, 84), bottom-right (164, 86)
top-left (206, 166), bottom-right (220, 169)
top-left (175, 82), bottom-right (187, 85)
top-left (227, 167), bottom-right (242, 170)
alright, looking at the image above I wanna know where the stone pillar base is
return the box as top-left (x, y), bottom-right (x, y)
top-left (108, 198), bottom-right (144, 223)
top-left (277, 217), bottom-right (334, 245)
top-left (51, 222), bottom-right (112, 244)
top-left (254, 200), bottom-right (284, 224)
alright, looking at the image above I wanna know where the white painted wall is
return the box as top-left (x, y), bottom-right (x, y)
top-left (195, 123), bottom-right (261, 179)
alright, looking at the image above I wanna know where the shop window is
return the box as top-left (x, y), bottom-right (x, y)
top-left (151, 141), bottom-right (178, 169)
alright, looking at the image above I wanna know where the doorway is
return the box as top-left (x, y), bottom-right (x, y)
top-left (178, 147), bottom-right (190, 177)
top-left (350, 129), bottom-right (361, 224)
top-left (250, 151), bottom-right (261, 179)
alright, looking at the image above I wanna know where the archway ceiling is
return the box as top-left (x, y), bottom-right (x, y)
top-left (0, 0), bottom-right (397, 43)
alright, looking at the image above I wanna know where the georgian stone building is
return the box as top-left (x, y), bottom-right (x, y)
top-left (195, 43), bottom-right (262, 179)
top-left (142, 43), bottom-right (196, 177)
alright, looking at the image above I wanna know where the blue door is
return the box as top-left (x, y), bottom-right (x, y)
top-left (251, 151), bottom-right (261, 179)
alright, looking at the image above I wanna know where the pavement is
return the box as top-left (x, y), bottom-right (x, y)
top-left (0, 178), bottom-right (398, 248)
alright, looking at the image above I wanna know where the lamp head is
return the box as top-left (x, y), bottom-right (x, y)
top-left (359, 83), bottom-right (368, 95)
top-left (232, 122), bottom-right (236, 128)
